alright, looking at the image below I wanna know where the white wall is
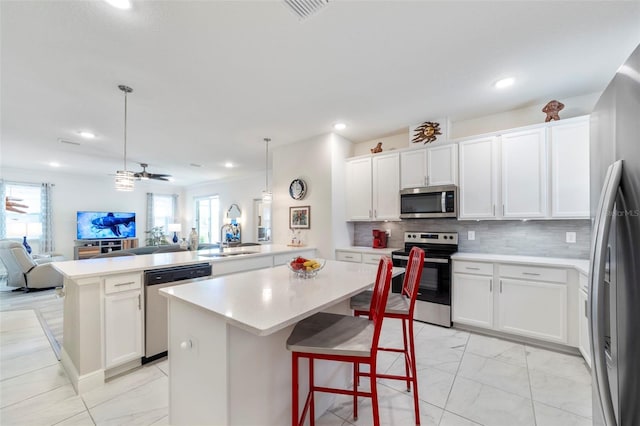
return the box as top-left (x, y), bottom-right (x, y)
top-left (182, 173), bottom-right (264, 244)
top-left (272, 133), bottom-right (352, 258)
top-left (351, 92), bottom-right (600, 153)
top-left (2, 167), bottom-right (184, 259)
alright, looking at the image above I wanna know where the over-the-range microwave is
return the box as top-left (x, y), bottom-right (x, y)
top-left (399, 185), bottom-right (457, 219)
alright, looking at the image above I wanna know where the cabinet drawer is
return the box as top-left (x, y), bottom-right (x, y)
top-left (499, 264), bottom-right (567, 283)
top-left (453, 260), bottom-right (493, 276)
top-left (104, 273), bottom-right (142, 294)
top-left (336, 251), bottom-right (362, 263)
top-left (362, 253), bottom-right (385, 265)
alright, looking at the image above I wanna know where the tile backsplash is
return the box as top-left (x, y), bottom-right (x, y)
top-left (354, 219), bottom-right (591, 259)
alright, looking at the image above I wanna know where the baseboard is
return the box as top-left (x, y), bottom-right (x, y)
top-left (60, 348), bottom-right (105, 394)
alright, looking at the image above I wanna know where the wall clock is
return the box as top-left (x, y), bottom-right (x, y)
top-left (289, 178), bottom-right (307, 200)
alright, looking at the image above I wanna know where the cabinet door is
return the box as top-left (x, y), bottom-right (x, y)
top-left (459, 137), bottom-right (498, 219)
top-left (400, 149), bottom-right (427, 189)
top-left (501, 128), bottom-right (548, 218)
top-left (105, 290), bottom-right (143, 368)
top-left (345, 157), bottom-right (372, 220)
top-left (372, 153), bottom-right (400, 220)
top-left (427, 144), bottom-right (458, 186)
top-left (452, 273), bottom-right (493, 328)
top-left (497, 278), bottom-right (567, 343)
top-left (578, 288), bottom-right (591, 367)
top-left (550, 119), bottom-right (590, 218)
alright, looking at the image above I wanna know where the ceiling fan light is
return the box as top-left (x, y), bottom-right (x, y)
top-left (104, 0), bottom-right (131, 10)
top-left (115, 170), bottom-right (135, 191)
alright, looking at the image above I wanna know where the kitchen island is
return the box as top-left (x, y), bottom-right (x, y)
top-left (160, 260), bottom-right (403, 426)
top-left (52, 244), bottom-right (316, 394)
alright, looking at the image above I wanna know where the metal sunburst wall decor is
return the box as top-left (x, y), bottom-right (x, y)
top-left (412, 121), bottom-right (442, 144)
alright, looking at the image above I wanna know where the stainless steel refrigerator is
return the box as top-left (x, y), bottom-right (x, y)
top-left (589, 43), bottom-right (640, 426)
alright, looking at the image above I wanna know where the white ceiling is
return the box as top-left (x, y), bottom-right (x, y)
top-left (1, 1), bottom-right (639, 186)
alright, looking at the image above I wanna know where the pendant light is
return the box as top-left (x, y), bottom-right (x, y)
top-left (115, 84), bottom-right (135, 191)
top-left (262, 137), bottom-right (272, 203)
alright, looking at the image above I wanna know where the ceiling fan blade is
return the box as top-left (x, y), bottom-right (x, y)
top-left (152, 176), bottom-right (170, 181)
top-left (148, 173), bottom-right (171, 178)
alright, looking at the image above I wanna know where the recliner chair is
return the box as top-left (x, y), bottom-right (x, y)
top-left (0, 240), bottom-right (64, 290)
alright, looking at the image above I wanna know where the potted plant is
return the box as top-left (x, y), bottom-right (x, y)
top-left (145, 226), bottom-right (169, 246)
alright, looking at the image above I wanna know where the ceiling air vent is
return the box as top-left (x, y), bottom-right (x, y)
top-left (59, 139), bottom-right (81, 146)
top-left (283, 0), bottom-right (329, 21)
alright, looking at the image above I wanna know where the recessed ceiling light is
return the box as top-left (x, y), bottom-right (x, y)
top-left (224, 162), bottom-right (234, 168)
top-left (494, 77), bottom-right (515, 89)
top-left (79, 131), bottom-right (95, 139)
top-left (104, 0), bottom-right (131, 10)
top-left (333, 123), bottom-right (347, 130)
top-left (190, 163), bottom-right (202, 168)
top-left (49, 162), bottom-right (60, 168)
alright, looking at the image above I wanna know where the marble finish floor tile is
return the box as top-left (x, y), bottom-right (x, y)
top-left (0, 310), bottom-right (41, 332)
top-left (381, 359), bottom-right (456, 409)
top-left (439, 410), bottom-right (483, 426)
top-left (0, 384), bottom-right (86, 426)
top-left (153, 359), bottom-right (169, 376)
top-left (464, 333), bottom-right (527, 367)
top-left (0, 333), bottom-right (52, 362)
top-left (533, 401), bottom-right (592, 426)
top-left (0, 363), bottom-right (70, 408)
top-left (0, 346), bottom-right (59, 381)
top-left (53, 410), bottom-right (96, 425)
top-left (526, 345), bottom-right (591, 384)
top-left (88, 376), bottom-right (168, 426)
top-left (529, 369), bottom-right (592, 418)
top-left (457, 352), bottom-right (531, 398)
top-left (445, 376), bottom-right (536, 426)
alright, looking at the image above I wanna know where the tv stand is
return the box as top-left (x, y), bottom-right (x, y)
top-left (74, 239), bottom-right (139, 260)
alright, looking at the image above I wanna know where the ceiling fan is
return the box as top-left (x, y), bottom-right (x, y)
top-left (133, 163), bottom-right (172, 181)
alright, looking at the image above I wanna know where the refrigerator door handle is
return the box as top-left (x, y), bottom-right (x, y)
top-left (589, 159), bottom-right (622, 426)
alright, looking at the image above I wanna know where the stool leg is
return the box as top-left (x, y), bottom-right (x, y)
top-left (370, 358), bottom-right (381, 426)
top-left (353, 362), bottom-right (359, 420)
top-left (402, 318), bottom-right (411, 391)
top-left (309, 358), bottom-right (315, 426)
top-left (408, 319), bottom-right (421, 425)
top-left (292, 353), bottom-right (299, 426)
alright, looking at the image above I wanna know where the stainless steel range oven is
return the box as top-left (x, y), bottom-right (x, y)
top-left (391, 231), bottom-right (458, 327)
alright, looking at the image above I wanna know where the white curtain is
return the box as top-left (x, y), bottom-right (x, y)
top-left (0, 180), bottom-right (6, 239)
top-left (40, 183), bottom-right (54, 252)
top-left (172, 194), bottom-right (179, 223)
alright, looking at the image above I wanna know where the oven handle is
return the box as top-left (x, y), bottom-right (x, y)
top-left (392, 255), bottom-right (449, 264)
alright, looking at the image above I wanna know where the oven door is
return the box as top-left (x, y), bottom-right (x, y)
top-left (391, 255), bottom-right (451, 306)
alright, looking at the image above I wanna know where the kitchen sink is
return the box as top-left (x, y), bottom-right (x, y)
top-left (200, 251), bottom-right (259, 258)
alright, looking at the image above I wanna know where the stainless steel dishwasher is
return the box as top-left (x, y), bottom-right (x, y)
top-left (143, 263), bottom-right (212, 363)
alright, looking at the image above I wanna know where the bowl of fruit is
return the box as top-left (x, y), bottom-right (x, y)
top-left (287, 256), bottom-right (326, 278)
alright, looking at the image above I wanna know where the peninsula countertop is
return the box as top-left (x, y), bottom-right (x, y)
top-left (160, 260), bottom-right (404, 336)
top-left (52, 244), bottom-right (316, 279)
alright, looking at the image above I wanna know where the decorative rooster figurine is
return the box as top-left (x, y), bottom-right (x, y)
top-left (370, 142), bottom-right (383, 153)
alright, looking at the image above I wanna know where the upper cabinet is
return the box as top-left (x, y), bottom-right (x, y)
top-left (501, 128), bottom-right (548, 218)
top-left (400, 144), bottom-right (457, 189)
top-left (346, 153), bottom-right (400, 221)
top-left (459, 137), bottom-right (499, 219)
top-left (549, 117), bottom-right (590, 218)
top-left (459, 116), bottom-right (589, 220)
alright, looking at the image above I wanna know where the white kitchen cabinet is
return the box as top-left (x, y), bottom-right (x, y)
top-left (345, 157), bottom-right (373, 220)
top-left (497, 277), bottom-right (567, 343)
top-left (501, 127), bottom-right (548, 218)
top-left (452, 273), bottom-right (494, 328)
top-left (104, 289), bottom-right (143, 368)
top-left (458, 137), bottom-right (499, 219)
top-left (400, 144), bottom-right (457, 189)
top-left (346, 153), bottom-right (400, 221)
top-left (549, 117), bottom-right (590, 218)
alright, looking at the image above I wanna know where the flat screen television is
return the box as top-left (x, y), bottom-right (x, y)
top-left (77, 211), bottom-right (136, 240)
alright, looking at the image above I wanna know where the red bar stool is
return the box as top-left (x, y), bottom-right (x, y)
top-left (350, 246), bottom-right (425, 425)
top-left (286, 256), bottom-right (394, 426)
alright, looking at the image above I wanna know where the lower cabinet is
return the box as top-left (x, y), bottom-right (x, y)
top-left (104, 273), bottom-right (143, 369)
top-left (104, 289), bottom-right (143, 368)
top-left (453, 260), bottom-right (570, 345)
top-left (335, 249), bottom-right (389, 265)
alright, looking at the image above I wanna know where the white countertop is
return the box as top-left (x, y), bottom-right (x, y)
top-left (335, 246), bottom-right (401, 255)
top-left (160, 260), bottom-right (404, 337)
top-left (452, 252), bottom-right (590, 275)
top-left (52, 244), bottom-right (315, 279)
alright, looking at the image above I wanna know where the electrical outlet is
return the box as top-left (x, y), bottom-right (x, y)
top-left (566, 232), bottom-right (577, 243)
top-left (468, 231), bottom-right (475, 241)
top-left (385, 228), bottom-right (391, 238)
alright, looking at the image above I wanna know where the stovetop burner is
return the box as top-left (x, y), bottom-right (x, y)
top-left (392, 231), bottom-right (459, 258)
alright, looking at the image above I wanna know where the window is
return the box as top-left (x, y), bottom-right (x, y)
top-left (194, 195), bottom-right (220, 244)
top-left (152, 194), bottom-right (175, 232)
top-left (5, 183), bottom-right (42, 240)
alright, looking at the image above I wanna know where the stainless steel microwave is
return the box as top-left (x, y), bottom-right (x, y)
top-left (399, 185), bottom-right (457, 219)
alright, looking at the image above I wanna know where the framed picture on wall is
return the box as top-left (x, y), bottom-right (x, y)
top-left (289, 206), bottom-right (310, 229)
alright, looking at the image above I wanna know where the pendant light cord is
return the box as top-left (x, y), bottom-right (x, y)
top-left (264, 137), bottom-right (271, 192)
top-left (123, 89), bottom-right (128, 171)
